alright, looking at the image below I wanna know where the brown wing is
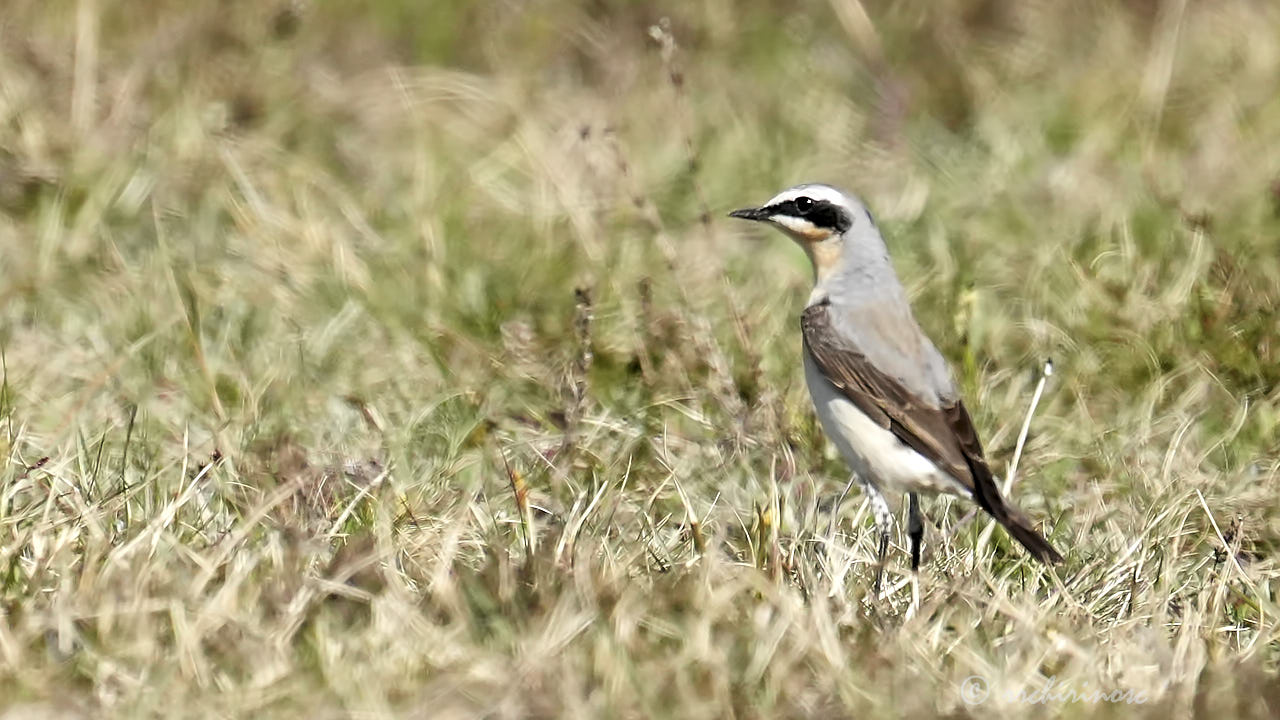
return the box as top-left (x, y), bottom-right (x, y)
top-left (800, 300), bottom-right (981, 491)
top-left (801, 300), bottom-right (1063, 564)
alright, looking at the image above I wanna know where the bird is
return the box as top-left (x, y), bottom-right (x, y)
top-left (728, 183), bottom-right (1062, 591)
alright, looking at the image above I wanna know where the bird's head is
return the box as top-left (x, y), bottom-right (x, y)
top-left (728, 183), bottom-right (871, 283)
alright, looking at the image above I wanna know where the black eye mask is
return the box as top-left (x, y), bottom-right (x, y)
top-left (766, 197), bottom-right (853, 234)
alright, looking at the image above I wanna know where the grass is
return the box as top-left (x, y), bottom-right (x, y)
top-left (1, 0), bottom-right (1279, 716)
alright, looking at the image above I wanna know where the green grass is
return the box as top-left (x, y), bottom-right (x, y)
top-left (1, 0), bottom-right (1279, 716)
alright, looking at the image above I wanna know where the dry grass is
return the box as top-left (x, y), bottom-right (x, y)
top-left (1, 0), bottom-right (1279, 717)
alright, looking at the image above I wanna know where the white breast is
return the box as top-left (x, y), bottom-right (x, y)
top-left (803, 349), bottom-right (967, 496)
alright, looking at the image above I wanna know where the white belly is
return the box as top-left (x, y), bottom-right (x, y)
top-left (803, 350), bottom-right (966, 496)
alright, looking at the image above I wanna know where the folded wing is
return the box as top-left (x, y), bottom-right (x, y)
top-left (801, 299), bottom-right (1062, 564)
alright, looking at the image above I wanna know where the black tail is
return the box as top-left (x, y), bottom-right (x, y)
top-left (990, 500), bottom-right (1063, 564)
top-left (968, 468), bottom-right (1063, 564)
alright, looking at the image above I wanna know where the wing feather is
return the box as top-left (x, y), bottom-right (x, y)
top-left (801, 299), bottom-right (1063, 564)
top-left (801, 300), bottom-right (977, 491)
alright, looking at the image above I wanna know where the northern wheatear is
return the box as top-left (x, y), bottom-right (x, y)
top-left (730, 183), bottom-right (1061, 590)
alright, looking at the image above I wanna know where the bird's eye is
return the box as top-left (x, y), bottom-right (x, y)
top-left (794, 196), bottom-right (814, 213)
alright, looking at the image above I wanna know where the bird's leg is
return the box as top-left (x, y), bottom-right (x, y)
top-left (863, 479), bottom-right (893, 596)
top-left (874, 531), bottom-right (889, 596)
top-left (908, 491), bottom-right (924, 572)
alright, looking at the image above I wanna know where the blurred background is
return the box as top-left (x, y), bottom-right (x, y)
top-left (3, 0), bottom-right (1278, 435)
top-left (2, 0), bottom-right (1279, 716)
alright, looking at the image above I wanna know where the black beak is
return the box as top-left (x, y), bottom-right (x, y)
top-left (728, 206), bottom-right (770, 222)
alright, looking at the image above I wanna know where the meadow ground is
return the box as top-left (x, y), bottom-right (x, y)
top-left (1, 1), bottom-right (1279, 717)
